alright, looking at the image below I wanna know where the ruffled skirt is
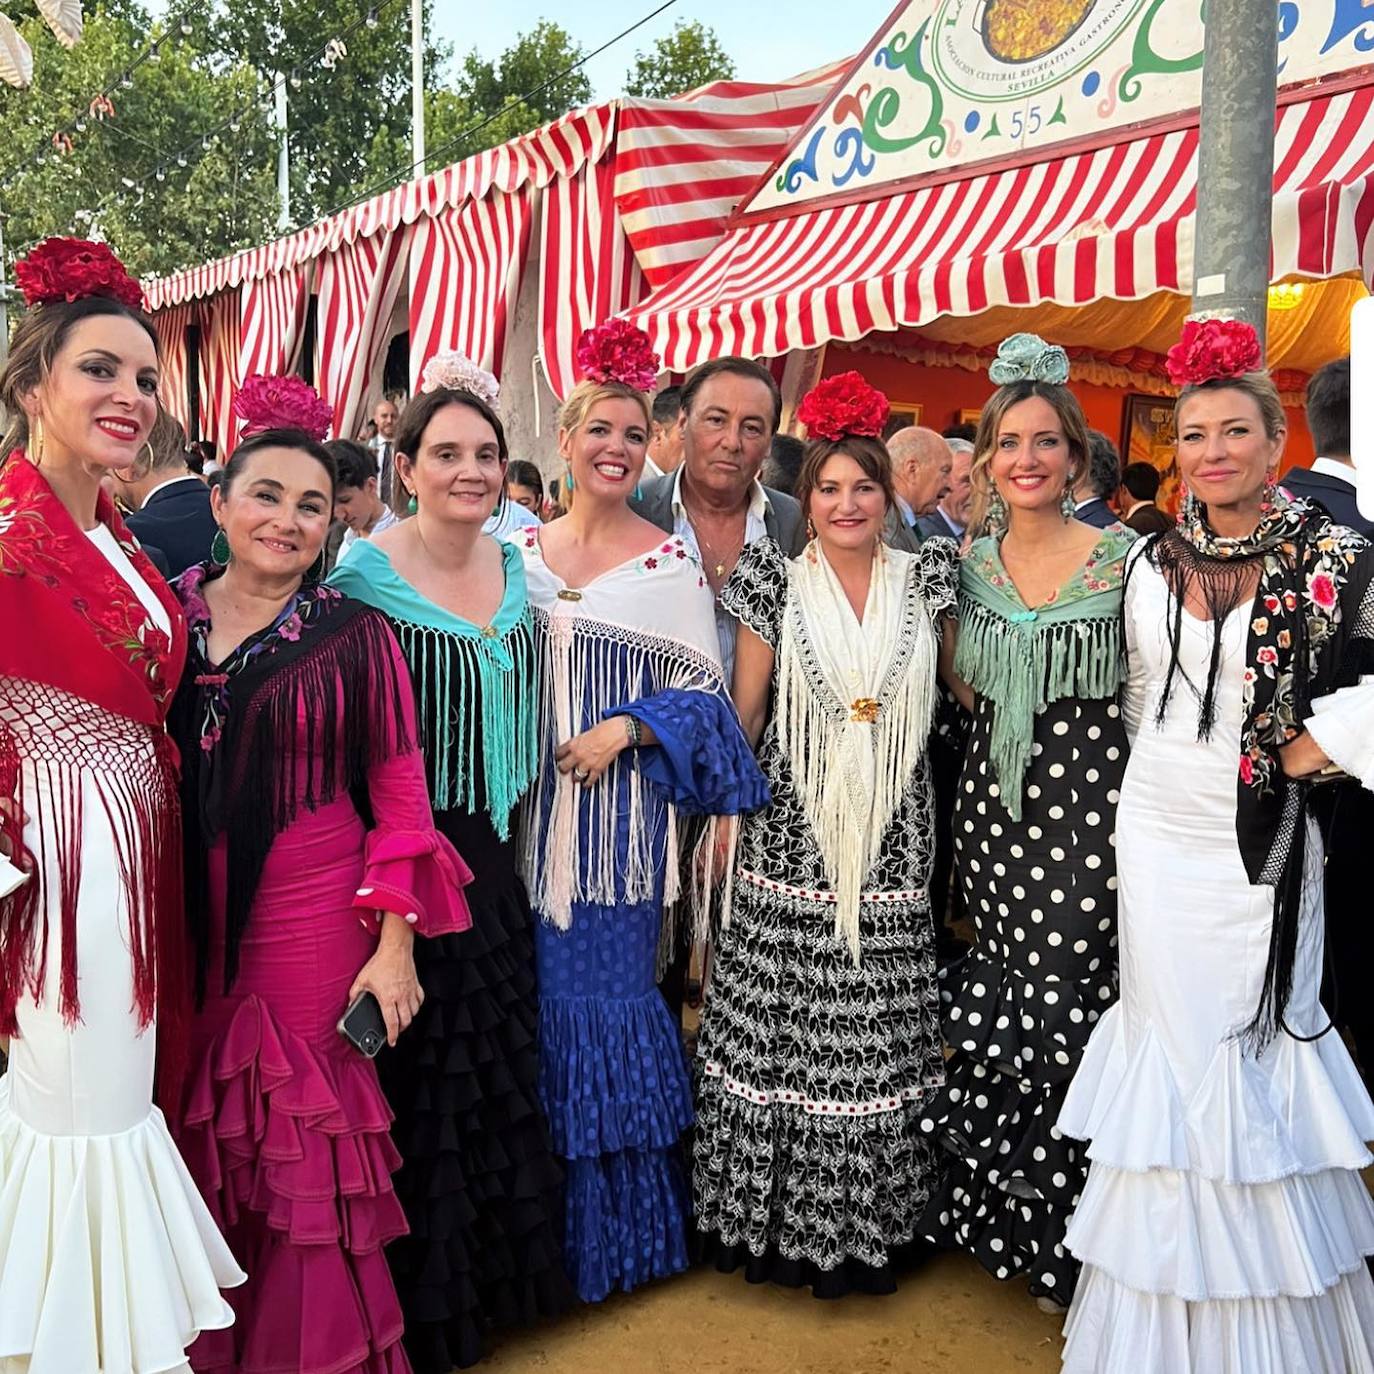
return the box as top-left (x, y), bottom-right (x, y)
top-left (1060, 1005), bottom-right (1374, 1372)
top-left (175, 996), bottom-right (411, 1374)
top-left (379, 878), bottom-right (572, 1371)
top-left (535, 899), bottom-right (693, 1303)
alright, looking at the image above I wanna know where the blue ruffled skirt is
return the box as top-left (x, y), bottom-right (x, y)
top-left (536, 898), bottom-right (693, 1302)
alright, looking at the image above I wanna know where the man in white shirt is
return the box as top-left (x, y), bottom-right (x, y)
top-left (643, 386), bottom-right (685, 480)
top-left (332, 439), bottom-right (400, 558)
top-left (1283, 358), bottom-right (1372, 536)
top-left (366, 397), bottom-right (401, 507)
top-left (917, 437), bottom-right (974, 543)
top-left (632, 358), bottom-right (805, 682)
top-left (886, 427), bottom-right (953, 552)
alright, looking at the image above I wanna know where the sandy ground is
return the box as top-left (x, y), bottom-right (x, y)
top-left (482, 1253), bottom-right (1064, 1374)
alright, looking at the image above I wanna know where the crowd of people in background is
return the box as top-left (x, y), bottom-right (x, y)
top-left (4, 235), bottom-right (1374, 1374)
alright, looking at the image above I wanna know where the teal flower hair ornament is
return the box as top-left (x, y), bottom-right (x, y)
top-left (988, 332), bottom-right (1071, 386)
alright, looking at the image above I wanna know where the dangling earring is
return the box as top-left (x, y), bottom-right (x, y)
top-left (806, 516), bottom-right (816, 542)
top-left (1260, 472), bottom-right (1277, 517)
top-left (407, 492), bottom-right (418, 516)
top-left (1178, 481), bottom-right (1197, 527)
top-left (633, 481), bottom-right (643, 502)
top-left (986, 487), bottom-right (1007, 534)
top-left (1060, 480), bottom-right (1078, 520)
top-left (564, 472), bottom-right (575, 492)
top-left (210, 527), bottom-right (231, 566)
top-left (29, 417), bottom-right (44, 464)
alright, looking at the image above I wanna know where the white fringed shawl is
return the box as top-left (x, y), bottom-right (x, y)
top-left (776, 543), bottom-right (940, 963)
top-left (518, 532), bottom-right (724, 931)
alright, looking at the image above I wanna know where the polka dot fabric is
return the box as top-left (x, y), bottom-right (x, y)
top-left (918, 694), bottom-right (1126, 1307)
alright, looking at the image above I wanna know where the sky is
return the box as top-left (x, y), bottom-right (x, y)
top-left (430, 0), bottom-right (895, 97)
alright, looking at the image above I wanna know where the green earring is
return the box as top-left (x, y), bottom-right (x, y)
top-left (210, 528), bottom-right (230, 565)
top-left (407, 494), bottom-right (418, 515)
top-left (564, 472), bottom-right (574, 492)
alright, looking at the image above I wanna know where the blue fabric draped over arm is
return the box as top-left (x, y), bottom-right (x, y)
top-left (606, 688), bottom-right (770, 816)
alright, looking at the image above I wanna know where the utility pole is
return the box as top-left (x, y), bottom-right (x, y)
top-left (410, 0), bottom-right (425, 177)
top-left (275, 78), bottom-right (291, 233)
top-left (1190, 0), bottom-right (1279, 354)
top-left (0, 207), bottom-right (9, 371)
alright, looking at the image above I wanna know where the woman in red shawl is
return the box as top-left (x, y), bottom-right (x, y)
top-left (0, 238), bottom-right (245, 1372)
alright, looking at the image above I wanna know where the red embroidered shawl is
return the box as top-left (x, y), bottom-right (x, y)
top-left (0, 451), bottom-right (188, 1046)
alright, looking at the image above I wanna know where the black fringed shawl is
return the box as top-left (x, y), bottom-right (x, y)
top-left (169, 565), bottom-right (411, 1001)
top-left (1131, 495), bottom-right (1374, 1049)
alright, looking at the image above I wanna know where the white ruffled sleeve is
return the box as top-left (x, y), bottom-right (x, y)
top-left (1306, 677), bottom-right (1374, 789)
top-left (0, 854), bottom-right (27, 899)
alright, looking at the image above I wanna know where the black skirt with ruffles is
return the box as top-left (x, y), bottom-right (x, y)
top-left (379, 813), bottom-right (574, 1371)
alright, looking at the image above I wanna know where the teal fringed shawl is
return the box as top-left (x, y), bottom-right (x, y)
top-left (328, 537), bottom-right (538, 836)
top-left (955, 530), bottom-right (1133, 820)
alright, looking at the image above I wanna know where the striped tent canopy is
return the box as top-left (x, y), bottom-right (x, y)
top-left (0, 13), bottom-right (33, 87)
top-left (625, 83), bottom-right (1374, 372)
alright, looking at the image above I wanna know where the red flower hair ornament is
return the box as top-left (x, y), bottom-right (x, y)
top-left (796, 371), bottom-right (890, 442)
top-left (14, 236), bottom-right (144, 312)
top-left (575, 319), bottom-right (661, 393)
top-left (1165, 317), bottom-right (1263, 387)
top-left (235, 374), bottom-right (333, 442)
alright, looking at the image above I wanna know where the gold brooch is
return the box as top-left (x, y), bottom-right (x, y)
top-left (850, 697), bottom-right (880, 724)
top-left (480, 624), bottom-right (498, 638)
top-left (556, 589), bottom-right (583, 602)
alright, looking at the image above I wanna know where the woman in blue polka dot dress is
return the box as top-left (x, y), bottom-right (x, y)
top-left (917, 336), bottom-right (1134, 1313)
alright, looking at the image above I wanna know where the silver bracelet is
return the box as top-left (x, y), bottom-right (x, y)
top-left (623, 714), bottom-right (643, 747)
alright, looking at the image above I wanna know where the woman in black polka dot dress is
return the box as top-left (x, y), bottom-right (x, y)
top-left (917, 339), bottom-right (1134, 1311)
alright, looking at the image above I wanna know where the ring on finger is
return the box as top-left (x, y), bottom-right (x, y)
top-left (573, 766), bottom-right (590, 781)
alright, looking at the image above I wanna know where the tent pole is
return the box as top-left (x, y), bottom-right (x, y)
top-left (1190, 0), bottom-right (1279, 354)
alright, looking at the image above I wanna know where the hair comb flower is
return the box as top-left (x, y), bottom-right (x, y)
top-left (988, 332), bottom-right (1070, 386)
top-left (14, 236), bottom-right (144, 311)
top-left (420, 350), bottom-right (500, 408)
top-left (235, 374), bottom-right (333, 442)
top-left (796, 371), bottom-right (890, 442)
top-left (575, 319), bottom-right (660, 393)
top-left (1164, 317), bottom-right (1263, 387)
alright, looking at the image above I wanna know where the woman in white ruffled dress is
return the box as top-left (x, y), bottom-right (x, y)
top-left (0, 240), bottom-right (242, 1373)
top-left (1059, 322), bottom-right (1374, 1373)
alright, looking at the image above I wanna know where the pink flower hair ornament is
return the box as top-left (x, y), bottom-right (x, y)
top-left (796, 371), bottom-right (890, 442)
top-left (574, 319), bottom-right (661, 393)
top-left (1165, 317), bottom-right (1263, 388)
top-left (235, 374), bottom-right (333, 442)
top-left (420, 350), bottom-right (500, 409)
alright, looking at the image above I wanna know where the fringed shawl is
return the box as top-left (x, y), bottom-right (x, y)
top-left (0, 452), bottom-right (187, 1038)
top-left (329, 538), bottom-right (538, 835)
top-left (770, 537), bottom-right (956, 963)
top-left (169, 566), bottom-right (411, 999)
top-left (956, 529), bottom-right (1134, 820)
top-left (517, 529), bottom-right (726, 930)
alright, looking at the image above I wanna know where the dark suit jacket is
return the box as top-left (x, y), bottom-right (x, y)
top-left (1124, 501), bottom-right (1171, 536)
top-left (633, 472), bottom-right (807, 557)
top-left (126, 476), bottom-right (218, 578)
top-left (1074, 497), bottom-right (1118, 530)
top-left (916, 509), bottom-right (965, 544)
top-left (1281, 466), bottom-right (1374, 537)
top-left (882, 507), bottom-right (923, 553)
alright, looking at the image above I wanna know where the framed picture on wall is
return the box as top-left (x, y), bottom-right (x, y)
top-left (958, 408), bottom-right (982, 427)
top-left (1121, 394), bottom-right (1182, 513)
top-left (883, 402), bottom-right (922, 440)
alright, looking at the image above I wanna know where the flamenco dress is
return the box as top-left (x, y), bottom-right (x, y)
top-left (168, 568), bottom-right (473, 1374)
top-left (518, 529), bottom-right (769, 1302)
top-left (330, 538), bottom-right (573, 1370)
top-left (918, 529), bottom-right (1133, 1308)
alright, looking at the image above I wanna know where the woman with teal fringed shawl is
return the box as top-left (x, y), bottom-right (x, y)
top-left (918, 335), bottom-right (1134, 1314)
top-left (329, 372), bottom-right (574, 1371)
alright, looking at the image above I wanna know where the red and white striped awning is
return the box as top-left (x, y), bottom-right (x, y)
top-left (614, 61), bottom-right (850, 289)
top-left (627, 85), bottom-right (1374, 373)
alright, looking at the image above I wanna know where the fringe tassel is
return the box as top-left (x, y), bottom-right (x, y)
top-left (954, 600), bottom-right (1122, 821)
top-left (522, 614), bottom-right (712, 929)
top-left (776, 611), bottom-right (937, 966)
top-left (393, 619), bottom-right (538, 834)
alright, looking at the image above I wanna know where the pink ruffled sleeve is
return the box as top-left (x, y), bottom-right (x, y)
top-left (350, 631), bottom-right (474, 937)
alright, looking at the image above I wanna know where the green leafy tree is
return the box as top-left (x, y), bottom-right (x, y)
top-left (0, 3), bottom-right (278, 279)
top-left (624, 20), bottom-right (735, 100)
top-left (455, 20), bottom-right (591, 135)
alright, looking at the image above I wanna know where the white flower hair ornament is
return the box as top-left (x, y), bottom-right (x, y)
top-left (419, 350), bottom-right (501, 409)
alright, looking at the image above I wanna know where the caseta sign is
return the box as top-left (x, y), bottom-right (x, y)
top-left (748, 0), bottom-right (1374, 216)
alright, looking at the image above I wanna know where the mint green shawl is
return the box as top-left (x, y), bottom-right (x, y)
top-left (954, 528), bottom-right (1134, 820)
